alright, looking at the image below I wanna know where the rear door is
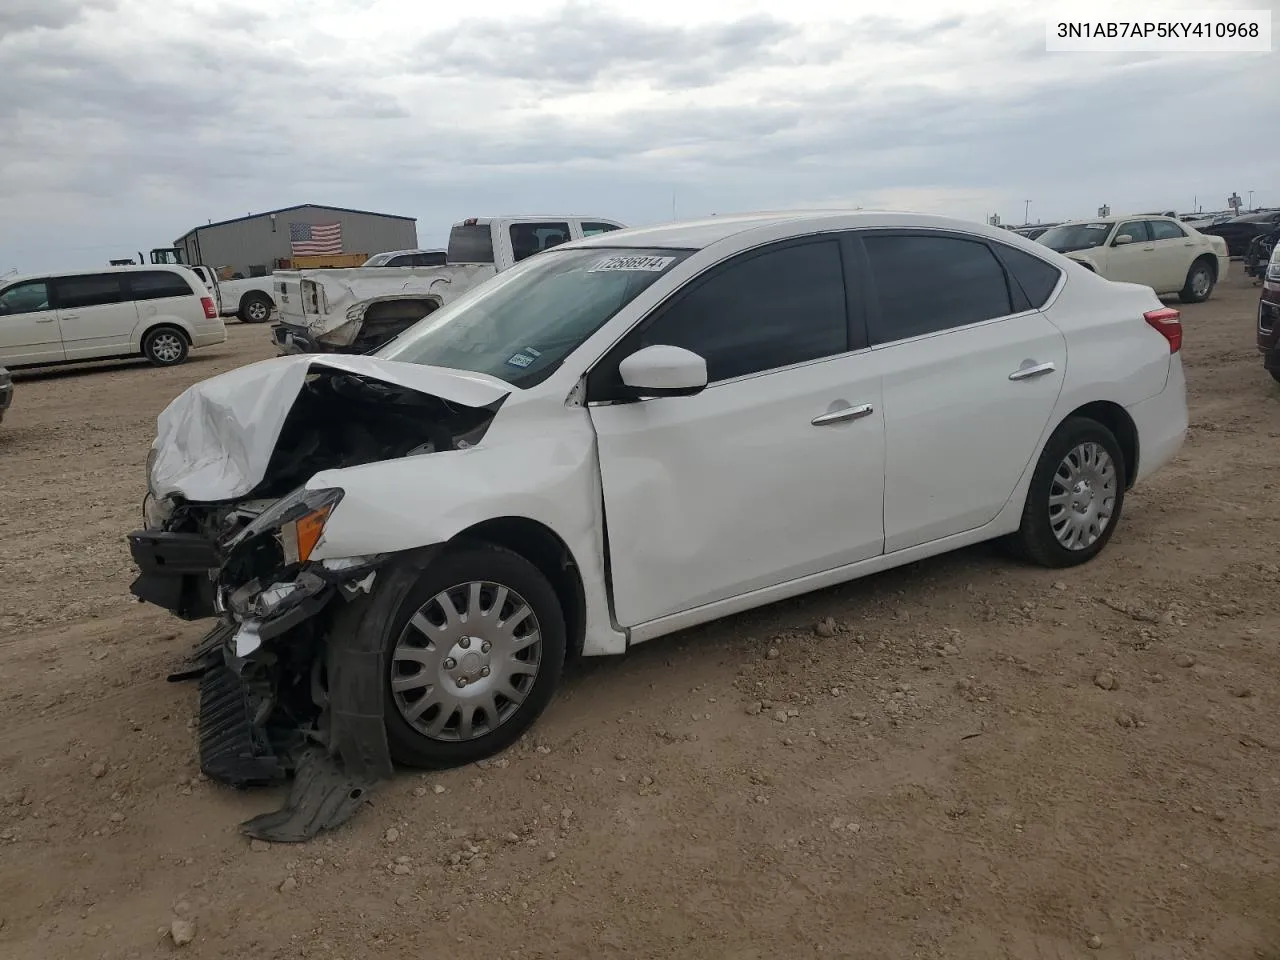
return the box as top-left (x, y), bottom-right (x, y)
top-left (856, 231), bottom-right (1067, 552)
top-left (1144, 218), bottom-right (1193, 292)
top-left (51, 273), bottom-right (139, 360)
top-left (0, 278), bottom-right (64, 365)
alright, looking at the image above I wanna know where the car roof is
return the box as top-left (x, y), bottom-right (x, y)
top-left (376, 248), bottom-right (446, 257)
top-left (1047, 214), bottom-right (1180, 228)
top-left (560, 210), bottom-right (1051, 252)
top-left (3, 264), bottom-right (199, 286)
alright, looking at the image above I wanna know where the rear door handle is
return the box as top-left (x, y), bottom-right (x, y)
top-left (811, 403), bottom-right (874, 426)
top-left (1009, 361), bottom-right (1056, 381)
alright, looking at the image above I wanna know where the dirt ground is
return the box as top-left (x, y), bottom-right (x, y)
top-left (1, 271), bottom-right (1278, 960)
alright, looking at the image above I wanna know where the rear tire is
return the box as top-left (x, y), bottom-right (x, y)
top-left (1008, 417), bottom-right (1126, 569)
top-left (379, 543), bottom-right (567, 769)
top-left (1178, 259), bottom-right (1215, 303)
top-left (239, 294), bottom-right (273, 324)
top-left (142, 326), bottom-right (189, 366)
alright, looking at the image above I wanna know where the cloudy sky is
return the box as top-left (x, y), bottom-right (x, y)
top-left (0, 0), bottom-right (1274, 273)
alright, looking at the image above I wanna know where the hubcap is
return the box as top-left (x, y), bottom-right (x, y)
top-left (1192, 268), bottom-right (1210, 297)
top-left (1048, 441), bottom-right (1117, 550)
top-left (152, 334), bottom-right (182, 363)
top-left (390, 580), bottom-right (542, 742)
top-left (247, 302), bottom-right (268, 320)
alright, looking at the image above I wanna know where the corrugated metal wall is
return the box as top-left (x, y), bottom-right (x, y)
top-left (177, 207), bottom-right (418, 277)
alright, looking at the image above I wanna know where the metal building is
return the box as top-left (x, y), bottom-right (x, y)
top-left (173, 203), bottom-right (418, 278)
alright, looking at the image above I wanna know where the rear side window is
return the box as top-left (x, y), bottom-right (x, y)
top-left (510, 222), bottom-right (571, 262)
top-left (635, 239), bottom-right (848, 382)
top-left (447, 224), bottom-right (496, 263)
top-left (863, 234), bottom-right (1013, 344)
top-left (128, 270), bottom-right (194, 300)
top-left (412, 251), bottom-right (447, 266)
top-left (52, 274), bottom-right (127, 309)
top-left (582, 222), bottom-right (621, 237)
top-left (992, 244), bottom-right (1062, 309)
top-left (1147, 219), bottom-right (1186, 241)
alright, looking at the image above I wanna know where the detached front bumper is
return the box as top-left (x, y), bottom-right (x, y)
top-left (127, 529), bottom-right (221, 620)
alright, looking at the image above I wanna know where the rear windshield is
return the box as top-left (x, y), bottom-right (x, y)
top-left (447, 224), bottom-right (495, 264)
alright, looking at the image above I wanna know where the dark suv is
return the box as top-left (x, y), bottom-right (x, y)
top-left (1257, 250), bottom-right (1280, 383)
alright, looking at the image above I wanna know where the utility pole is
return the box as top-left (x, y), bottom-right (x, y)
top-left (1248, 190), bottom-right (1255, 211)
top-left (1023, 200), bottom-right (1032, 225)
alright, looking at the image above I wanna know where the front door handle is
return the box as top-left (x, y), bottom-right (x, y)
top-left (1009, 361), bottom-right (1056, 381)
top-left (37, 316), bottom-right (58, 323)
top-left (811, 403), bottom-right (874, 426)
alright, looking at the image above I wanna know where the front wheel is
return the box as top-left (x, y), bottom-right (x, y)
top-left (380, 543), bottom-right (566, 769)
top-left (1178, 260), bottom-right (1215, 303)
top-left (1008, 417), bottom-right (1126, 568)
top-left (142, 326), bottom-right (189, 366)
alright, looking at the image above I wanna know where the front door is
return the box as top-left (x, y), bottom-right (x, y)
top-left (586, 237), bottom-right (886, 628)
top-left (858, 231), bottom-right (1066, 552)
top-left (0, 279), bottom-right (64, 365)
top-left (1105, 220), bottom-right (1160, 289)
top-left (51, 273), bottom-right (140, 360)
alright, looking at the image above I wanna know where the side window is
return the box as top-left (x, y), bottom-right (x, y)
top-left (1147, 219), bottom-right (1186, 241)
top-left (863, 234), bottom-right (1012, 344)
top-left (0, 280), bottom-right (51, 315)
top-left (634, 239), bottom-right (848, 383)
top-left (51, 274), bottom-right (126, 309)
top-left (414, 252), bottom-right (446, 266)
top-left (386, 255), bottom-right (413, 267)
top-left (992, 244), bottom-right (1063, 309)
top-left (248, 264), bottom-right (268, 277)
top-left (510, 222), bottom-right (571, 262)
top-left (1115, 221), bottom-right (1150, 244)
top-left (128, 270), bottom-right (194, 300)
top-left (581, 222), bottom-right (621, 237)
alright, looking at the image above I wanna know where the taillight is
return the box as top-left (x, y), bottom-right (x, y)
top-left (200, 296), bottom-right (217, 319)
top-left (1144, 306), bottom-right (1182, 353)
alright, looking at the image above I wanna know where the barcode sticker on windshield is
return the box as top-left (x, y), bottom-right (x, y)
top-left (588, 255), bottom-right (676, 273)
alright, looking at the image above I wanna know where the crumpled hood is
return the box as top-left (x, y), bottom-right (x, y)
top-left (150, 354), bottom-right (511, 503)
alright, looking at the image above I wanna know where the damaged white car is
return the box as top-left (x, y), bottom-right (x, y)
top-left (128, 211), bottom-right (1187, 841)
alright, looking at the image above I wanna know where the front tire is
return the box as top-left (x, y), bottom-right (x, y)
top-left (142, 326), bottom-right (189, 366)
top-left (1178, 259), bottom-right (1215, 303)
top-left (380, 543), bottom-right (566, 769)
top-left (240, 294), bottom-right (273, 324)
top-left (1009, 417), bottom-right (1126, 568)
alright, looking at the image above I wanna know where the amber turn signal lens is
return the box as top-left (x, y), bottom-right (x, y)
top-left (295, 504), bottom-right (334, 564)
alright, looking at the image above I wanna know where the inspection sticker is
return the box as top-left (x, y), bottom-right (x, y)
top-left (588, 255), bottom-right (676, 273)
top-left (506, 353), bottom-right (535, 368)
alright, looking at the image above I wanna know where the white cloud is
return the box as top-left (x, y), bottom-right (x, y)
top-left (0, 0), bottom-right (1274, 272)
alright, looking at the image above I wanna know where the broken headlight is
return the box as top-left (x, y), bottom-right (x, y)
top-left (229, 486), bottom-right (344, 565)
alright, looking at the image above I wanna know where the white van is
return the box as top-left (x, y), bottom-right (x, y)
top-left (0, 265), bottom-right (227, 369)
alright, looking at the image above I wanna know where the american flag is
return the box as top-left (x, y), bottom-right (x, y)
top-left (289, 221), bottom-right (343, 255)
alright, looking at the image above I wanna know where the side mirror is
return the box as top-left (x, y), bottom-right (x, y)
top-left (617, 344), bottom-right (708, 398)
top-left (1113, 234), bottom-right (1134, 246)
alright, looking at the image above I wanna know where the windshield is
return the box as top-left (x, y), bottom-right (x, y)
top-left (1037, 222), bottom-right (1114, 253)
top-left (376, 247), bottom-right (692, 387)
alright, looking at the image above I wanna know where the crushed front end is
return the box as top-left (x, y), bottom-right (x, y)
top-left (126, 357), bottom-right (506, 841)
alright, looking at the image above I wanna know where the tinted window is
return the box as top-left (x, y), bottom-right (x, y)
top-left (412, 251), bottom-right (446, 266)
top-left (1115, 221), bottom-right (1150, 243)
top-left (447, 224), bottom-right (496, 263)
top-left (582, 222), bottom-right (621, 237)
top-left (1038, 222), bottom-right (1112, 253)
top-left (635, 240), bottom-right (848, 383)
top-left (992, 244), bottom-right (1062, 309)
top-left (249, 265), bottom-right (268, 277)
top-left (1147, 219), bottom-right (1186, 241)
top-left (0, 280), bottom-right (51, 315)
top-left (385, 255), bottom-right (413, 266)
top-left (52, 274), bottom-right (126, 309)
top-left (864, 234), bottom-right (1012, 343)
top-left (129, 270), bottom-right (193, 300)
top-left (510, 222), bottom-right (571, 262)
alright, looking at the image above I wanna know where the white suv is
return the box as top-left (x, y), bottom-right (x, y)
top-left (0, 265), bottom-right (227, 369)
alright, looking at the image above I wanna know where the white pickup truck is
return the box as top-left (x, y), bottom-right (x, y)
top-left (270, 215), bottom-right (626, 354)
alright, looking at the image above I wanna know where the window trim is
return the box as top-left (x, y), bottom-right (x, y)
top-left (584, 233), bottom-right (870, 402)
top-left (851, 227), bottom-right (1045, 350)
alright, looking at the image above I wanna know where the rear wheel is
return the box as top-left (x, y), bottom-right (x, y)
top-left (1008, 417), bottom-right (1126, 568)
top-left (1178, 259), bottom-right (1215, 303)
top-left (142, 326), bottom-right (189, 366)
top-left (240, 294), bottom-right (273, 323)
top-left (381, 543), bottom-right (566, 769)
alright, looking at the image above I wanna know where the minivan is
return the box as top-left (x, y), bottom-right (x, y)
top-left (0, 265), bottom-right (228, 369)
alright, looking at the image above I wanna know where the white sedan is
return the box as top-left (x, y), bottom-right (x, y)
top-left (128, 211), bottom-right (1188, 838)
top-left (1037, 214), bottom-right (1229, 302)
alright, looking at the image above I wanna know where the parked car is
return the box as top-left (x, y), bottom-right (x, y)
top-left (0, 366), bottom-right (11, 423)
top-left (0, 265), bottom-right (227, 369)
top-left (1036, 215), bottom-right (1229, 302)
top-left (362, 249), bottom-right (448, 267)
top-left (271, 215), bottom-right (626, 355)
top-left (127, 211), bottom-right (1188, 840)
top-left (216, 275), bottom-right (277, 324)
top-left (1244, 228), bottom-right (1280, 281)
top-left (1256, 242), bottom-right (1280, 383)
top-left (1200, 210), bottom-right (1280, 257)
